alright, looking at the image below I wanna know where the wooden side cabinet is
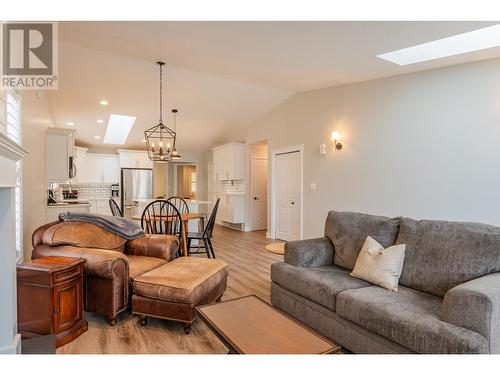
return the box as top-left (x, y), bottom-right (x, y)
top-left (17, 256), bottom-right (88, 348)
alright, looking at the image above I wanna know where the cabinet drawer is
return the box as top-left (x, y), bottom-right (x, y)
top-left (53, 266), bottom-right (81, 284)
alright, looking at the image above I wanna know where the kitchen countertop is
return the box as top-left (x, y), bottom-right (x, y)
top-left (133, 199), bottom-right (211, 205)
top-left (46, 202), bottom-right (91, 207)
top-left (60, 197), bottom-right (117, 202)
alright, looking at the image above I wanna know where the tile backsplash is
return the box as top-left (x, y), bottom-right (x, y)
top-left (46, 183), bottom-right (113, 199)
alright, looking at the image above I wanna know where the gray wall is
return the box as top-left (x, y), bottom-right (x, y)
top-left (241, 58), bottom-right (500, 238)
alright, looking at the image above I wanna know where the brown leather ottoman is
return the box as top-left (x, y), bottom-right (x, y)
top-left (131, 257), bottom-right (228, 333)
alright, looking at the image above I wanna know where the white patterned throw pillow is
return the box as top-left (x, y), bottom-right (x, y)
top-left (350, 236), bottom-right (406, 292)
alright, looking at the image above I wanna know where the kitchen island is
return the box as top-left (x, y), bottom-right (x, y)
top-left (132, 199), bottom-right (211, 232)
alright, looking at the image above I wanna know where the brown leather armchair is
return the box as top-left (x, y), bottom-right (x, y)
top-left (32, 220), bottom-right (179, 325)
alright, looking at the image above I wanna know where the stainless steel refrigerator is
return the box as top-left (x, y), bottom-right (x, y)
top-left (121, 168), bottom-right (153, 219)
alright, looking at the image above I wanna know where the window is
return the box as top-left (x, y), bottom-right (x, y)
top-left (190, 171), bottom-right (197, 193)
top-left (6, 92), bottom-right (22, 261)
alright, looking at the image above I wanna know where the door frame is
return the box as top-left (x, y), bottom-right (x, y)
top-left (249, 155), bottom-right (268, 231)
top-left (270, 144), bottom-right (304, 240)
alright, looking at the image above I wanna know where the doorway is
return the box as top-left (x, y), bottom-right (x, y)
top-left (250, 156), bottom-right (268, 231)
top-left (174, 164), bottom-right (197, 200)
top-left (271, 145), bottom-right (303, 241)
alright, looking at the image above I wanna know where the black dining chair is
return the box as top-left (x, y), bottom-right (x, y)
top-left (187, 198), bottom-right (220, 259)
top-left (166, 196), bottom-right (189, 214)
top-left (141, 200), bottom-right (183, 245)
top-left (109, 198), bottom-right (123, 217)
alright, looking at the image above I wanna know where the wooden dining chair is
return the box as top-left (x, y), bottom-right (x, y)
top-left (109, 198), bottom-right (123, 217)
top-left (141, 200), bottom-right (183, 246)
top-left (187, 198), bottom-right (220, 258)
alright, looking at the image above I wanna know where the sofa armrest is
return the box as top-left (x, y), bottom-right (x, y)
top-left (443, 273), bottom-right (500, 353)
top-left (284, 237), bottom-right (334, 268)
top-left (32, 244), bottom-right (129, 280)
top-left (125, 234), bottom-right (179, 261)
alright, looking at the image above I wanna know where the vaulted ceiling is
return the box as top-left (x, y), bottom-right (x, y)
top-left (48, 21), bottom-right (499, 153)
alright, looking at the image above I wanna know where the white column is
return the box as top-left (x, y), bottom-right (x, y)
top-left (0, 134), bottom-right (28, 354)
top-left (0, 187), bottom-right (20, 354)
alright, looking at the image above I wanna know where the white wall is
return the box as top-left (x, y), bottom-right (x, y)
top-left (21, 91), bottom-right (55, 259)
top-left (242, 58), bottom-right (500, 238)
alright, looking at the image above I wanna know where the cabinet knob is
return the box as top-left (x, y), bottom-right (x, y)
top-left (291, 201), bottom-right (295, 205)
top-left (253, 197), bottom-right (258, 200)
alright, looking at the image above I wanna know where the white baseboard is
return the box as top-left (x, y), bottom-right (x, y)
top-left (266, 231), bottom-right (272, 239)
top-left (0, 333), bottom-right (21, 354)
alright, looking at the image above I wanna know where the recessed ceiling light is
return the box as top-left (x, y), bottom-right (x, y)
top-left (66, 121), bottom-right (74, 126)
top-left (94, 135), bottom-right (101, 139)
top-left (100, 100), bottom-right (108, 106)
top-left (103, 114), bottom-right (136, 145)
top-left (377, 24), bottom-right (500, 66)
top-left (97, 119), bottom-right (104, 123)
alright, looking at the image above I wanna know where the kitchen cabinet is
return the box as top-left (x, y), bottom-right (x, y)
top-left (212, 143), bottom-right (245, 181)
top-left (46, 129), bottom-right (76, 182)
top-left (87, 199), bottom-right (112, 215)
top-left (84, 154), bottom-right (119, 184)
top-left (219, 194), bottom-right (244, 224)
top-left (46, 203), bottom-right (90, 222)
top-left (117, 149), bottom-right (153, 169)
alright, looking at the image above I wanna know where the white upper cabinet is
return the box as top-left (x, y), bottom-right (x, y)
top-left (45, 129), bottom-right (76, 182)
top-left (84, 154), bottom-right (119, 184)
top-left (212, 143), bottom-right (245, 181)
top-left (117, 149), bottom-right (153, 169)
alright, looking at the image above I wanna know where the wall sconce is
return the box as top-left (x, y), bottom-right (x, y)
top-left (331, 131), bottom-right (343, 151)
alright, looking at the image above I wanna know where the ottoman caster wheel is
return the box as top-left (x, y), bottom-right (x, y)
top-left (183, 324), bottom-right (192, 334)
top-left (140, 316), bottom-right (148, 326)
top-left (216, 297), bottom-right (222, 303)
top-left (108, 318), bottom-right (117, 326)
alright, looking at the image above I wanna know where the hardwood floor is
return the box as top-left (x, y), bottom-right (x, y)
top-left (57, 225), bottom-right (284, 354)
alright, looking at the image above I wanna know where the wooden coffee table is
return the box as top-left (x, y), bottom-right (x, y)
top-left (196, 295), bottom-right (340, 354)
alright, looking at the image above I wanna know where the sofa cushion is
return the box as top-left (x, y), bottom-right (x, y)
top-left (42, 221), bottom-right (126, 252)
top-left (324, 211), bottom-right (401, 270)
top-left (132, 257), bottom-right (228, 304)
top-left (128, 255), bottom-right (167, 279)
top-left (350, 236), bottom-right (406, 292)
top-left (336, 286), bottom-right (489, 354)
top-left (397, 218), bottom-right (500, 297)
top-left (271, 262), bottom-right (371, 310)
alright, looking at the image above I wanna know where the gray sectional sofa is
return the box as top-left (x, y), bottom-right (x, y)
top-left (270, 211), bottom-right (500, 354)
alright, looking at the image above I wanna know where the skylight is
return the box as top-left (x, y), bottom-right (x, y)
top-left (377, 24), bottom-right (500, 66)
top-left (103, 114), bottom-right (136, 144)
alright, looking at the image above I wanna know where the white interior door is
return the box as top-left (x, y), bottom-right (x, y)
top-left (275, 151), bottom-right (300, 241)
top-left (251, 157), bottom-right (268, 231)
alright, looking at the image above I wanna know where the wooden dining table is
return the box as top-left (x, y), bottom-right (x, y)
top-left (132, 212), bottom-right (205, 257)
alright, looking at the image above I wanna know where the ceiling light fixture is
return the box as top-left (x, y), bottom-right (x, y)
top-left (377, 24), bottom-right (500, 66)
top-left (144, 61), bottom-right (181, 163)
top-left (97, 119), bottom-right (104, 123)
top-left (100, 100), bottom-right (108, 106)
top-left (66, 121), bottom-right (74, 126)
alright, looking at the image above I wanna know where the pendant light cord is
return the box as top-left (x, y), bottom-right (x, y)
top-left (159, 62), bottom-right (163, 123)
